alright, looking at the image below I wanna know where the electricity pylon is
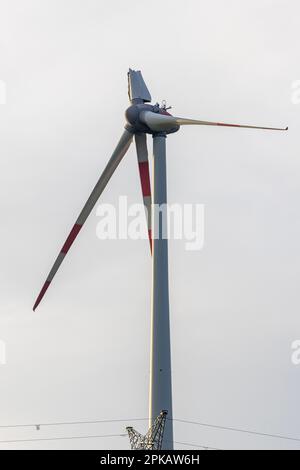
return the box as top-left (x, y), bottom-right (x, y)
top-left (127, 411), bottom-right (168, 450)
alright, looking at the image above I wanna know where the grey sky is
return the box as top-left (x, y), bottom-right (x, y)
top-left (0, 0), bottom-right (299, 449)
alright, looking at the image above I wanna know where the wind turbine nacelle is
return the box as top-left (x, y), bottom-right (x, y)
top-left (125, 104), bottom-right (180, 135)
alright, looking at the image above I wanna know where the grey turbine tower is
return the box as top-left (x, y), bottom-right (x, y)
top-left (33, 69), bottom-right (288, 450)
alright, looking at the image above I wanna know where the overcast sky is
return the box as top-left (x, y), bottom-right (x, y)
top-left (0, 0), bottom-right (299, 450)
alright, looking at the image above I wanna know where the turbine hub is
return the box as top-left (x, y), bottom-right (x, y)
top-left (125, 104), bottom-right (179, 135)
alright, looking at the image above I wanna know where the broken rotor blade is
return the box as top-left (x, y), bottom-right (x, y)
top-left (128, 69), bottom-right (151, 104)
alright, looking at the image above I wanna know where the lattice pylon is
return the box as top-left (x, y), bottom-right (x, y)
top-left (126, 410), bottom-right (168, 450)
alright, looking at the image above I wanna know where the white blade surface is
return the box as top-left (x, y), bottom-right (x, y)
top-left (175, 117), bottom-right (288, 131)
top-left (140, 111), bottom-right (288, 133)
top-left (33, 129), bottom-right (133, 311)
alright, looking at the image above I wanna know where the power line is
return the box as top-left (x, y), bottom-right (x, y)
top-left (1, 416), bottom-right (299, 445)
top-left (172, 418), bottom-right (300, 444)
top-left (0, 433), bottom-right (127, 445)
top-left (0, 436), bottom-right (220, 451)
top-left (0, 418), bottom-right (148, 430)
top-left (173, 441), bottom-right (220, 450)
top-left (0, 418), bottom-right (220, 449)
top-left (0, 433), bottom-right (219, 450)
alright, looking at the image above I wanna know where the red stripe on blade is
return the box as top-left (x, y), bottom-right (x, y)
top-left (61, 224), bottom-right (82, 255)
top-left (33, 280), bottom-right (51, 311)
top-left (138, 162), bottom-right (151, 197)
top-left (148, 229), bottom-right (152, 254)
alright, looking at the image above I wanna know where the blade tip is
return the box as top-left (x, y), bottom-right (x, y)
top-left (32, 280), bottom-right (51, 312)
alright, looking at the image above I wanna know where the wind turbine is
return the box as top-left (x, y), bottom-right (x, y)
top-left (33, 69), bottom-right (288, 450)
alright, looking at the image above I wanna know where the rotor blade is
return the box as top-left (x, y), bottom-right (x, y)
top-left (140, 111), bottom-right (288, 133)
top-left (174, 117), bottom-right (288, 132)
top-left (33, 129), bottom-right (133, 311)
top-left (135, 133), bottom-right (152, 253)
top-left (128, 69), bottom-right (151, 104)
top-left (140, 111), bottom-right (178, 132)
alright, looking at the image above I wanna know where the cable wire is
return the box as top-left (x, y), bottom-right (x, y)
top-left (1, 416), bottom-right (299, 445)
top-left (173, 440), bottom-right (220, 450)
top-left (0, 433), bottom-right (127, 445)
top-left (172, 418), bottom-right (300, 444)
top-left (0, 418), bottom-right (148, 430)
